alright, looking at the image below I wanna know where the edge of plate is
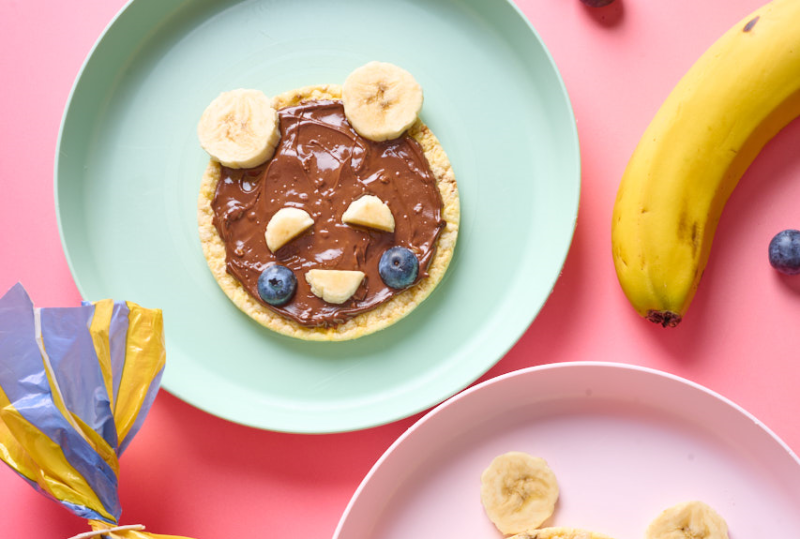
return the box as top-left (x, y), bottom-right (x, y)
top-left (332, 361), bottom-right (800, 537)
top-left (54, 0), bottom-right (138, 295)
top-left (52, 0), bottom-right (582, 433)
top-left (209, 0), bottom-right (582, 433)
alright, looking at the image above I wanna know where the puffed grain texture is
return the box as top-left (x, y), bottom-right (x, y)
top-left (197, 85), bottom-right (459, 341)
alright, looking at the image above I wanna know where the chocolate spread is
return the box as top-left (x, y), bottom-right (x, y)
top-left (211, 100), bottom-right (445, 327)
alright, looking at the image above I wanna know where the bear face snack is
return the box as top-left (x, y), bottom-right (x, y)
top-left (197, 62), bottom-right (459, 341)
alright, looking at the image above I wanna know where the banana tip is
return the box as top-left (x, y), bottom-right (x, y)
top-left (646, 310), bottom-right (682, 328)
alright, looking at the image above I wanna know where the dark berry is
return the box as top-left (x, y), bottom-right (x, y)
top-left (580, 0), bottom-right (615, 6)
top-left (379, 247), bottom-right (419, 289)
top-left (257, 265), bottom-right (297, 305)
top-left (768, 229), bottom-right (800, 275)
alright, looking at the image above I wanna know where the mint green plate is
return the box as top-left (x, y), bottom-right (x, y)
top-left (56, 0), bottom-right (580, 433)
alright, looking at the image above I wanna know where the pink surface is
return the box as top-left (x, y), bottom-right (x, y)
top-left (334, 364), bottom-right (800, 539)
top-left (0, 0), bottom-right (798, 537)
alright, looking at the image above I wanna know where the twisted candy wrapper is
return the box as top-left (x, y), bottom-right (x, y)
top-left (0, 284), bottom-right (192, 539)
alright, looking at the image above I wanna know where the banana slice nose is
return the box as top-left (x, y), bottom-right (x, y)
top-left (305, 270), bottom-right (365, 304)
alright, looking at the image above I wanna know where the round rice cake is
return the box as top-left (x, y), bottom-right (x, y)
top-left (197, 84), bottom-right (459, 341)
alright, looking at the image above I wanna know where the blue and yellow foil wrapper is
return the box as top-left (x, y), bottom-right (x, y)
top-left (0, 284), bottom-right (192, 539)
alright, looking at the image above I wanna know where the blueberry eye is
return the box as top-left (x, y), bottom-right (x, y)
top-left (258, 265), bottom-right (297, 306)
top-left (379, 247), bottom-right (419, 289)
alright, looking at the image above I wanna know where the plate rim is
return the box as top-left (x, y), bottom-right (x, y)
top-left (53, 0), bottom-right (582, 433)
top-left (332, 361), bottom-right (800, 537)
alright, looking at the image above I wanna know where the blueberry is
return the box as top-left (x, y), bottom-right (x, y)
top-left (379, 247), bottom-right (419, 289)
top-left (580, 0), bottom-right (615, 6)
top-left (257, 265), bottom-right (297, 305)
top-left (768, 229), bottom-right (800, 275)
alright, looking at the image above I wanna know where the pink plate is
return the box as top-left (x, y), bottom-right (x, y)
top-left (334, 362), bottom-right (800, 539)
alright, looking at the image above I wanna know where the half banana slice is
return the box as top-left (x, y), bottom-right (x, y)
top-left (306, 270), bottom-right (365, 304)
top-left (342, 61), bottom-right (423, 141)
top-left (342, 195), bottom-right (395, 232)
top-left (646, 501), bottom-right (729, 539)
top-left (480, 452), bottom-right (559, 535)
top-left (511, 527), bottom-right (617, 539)
top-left (265, 208), bottom-right (314, 252)
top-left (197, 88), bottom-right (280, 169)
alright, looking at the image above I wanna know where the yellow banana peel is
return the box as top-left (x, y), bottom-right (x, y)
top-left (612, 0), bottom-right (800, 326)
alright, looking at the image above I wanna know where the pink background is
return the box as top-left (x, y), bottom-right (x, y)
top-left (1, 0), bottom-right (799, 537)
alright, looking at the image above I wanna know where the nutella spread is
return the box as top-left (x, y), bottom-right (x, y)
top-left (211, 100), bottom-right (445, 327)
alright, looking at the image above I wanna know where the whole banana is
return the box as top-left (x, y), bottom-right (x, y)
top-left (611, 0), bottom-right (800, 327)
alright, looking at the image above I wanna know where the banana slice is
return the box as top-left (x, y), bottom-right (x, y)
top-left (305, 270), bottom-right (365, 304)
top-left (646, 501), bottom-right (729, 539)
top-left (511, 527), bottom-right (617, 539)
top-left (480, 452), bottom-right (559, 535)
top-left (265, 208), bottom-right (314, 252)
top-left (342, 195), bottom-right (395, 232)
top-left (197, 88), bottom-right (280, 168)
top-left (342, 61), bottom-right (423, 141)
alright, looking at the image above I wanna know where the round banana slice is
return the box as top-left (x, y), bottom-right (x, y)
top-left (646, 501), bottom-right (729, 539)
top-left (511, 527), bottom-right (617, 539)
top-left (342, 61), bottom-right (423, 141)
top-left (197, 88), bottom-right (280, 169)
top-left (480, 452), bottom-right (559, 535)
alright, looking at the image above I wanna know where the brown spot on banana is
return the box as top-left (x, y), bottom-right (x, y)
top-left (743, 16), bottom-right (759, 32)
top-left (677, 210), bottom-right (688, 240)
top-left (675, 211), bottom-right (701, 260)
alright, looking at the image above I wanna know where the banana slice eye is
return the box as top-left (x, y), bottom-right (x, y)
top-left (342, 195), bottom-right (395, 232)
top-left (265, 208), bottom-right (314, 252)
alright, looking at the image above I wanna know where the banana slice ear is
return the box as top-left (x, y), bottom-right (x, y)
top-left (198, 88), bottom-right (281, 168)
top-left (645, 501), bottom-right (729, 539)
top-left (480, 452), bottom-right (559, 535)
top-left (342, 61), bottom-right (423, 141)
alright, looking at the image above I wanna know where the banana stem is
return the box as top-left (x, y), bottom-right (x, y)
top-left (646, 311), bottom-right (682, 328)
